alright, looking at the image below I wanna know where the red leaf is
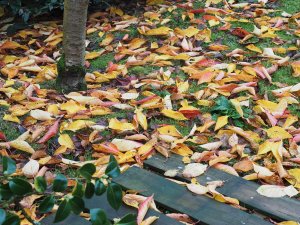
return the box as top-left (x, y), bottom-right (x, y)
top-left (38, 118), bottom-right (61, 144)
top-left (231, 28), bottom-right (250, 38)
top-left (0, 132), bottom-right (7, 141)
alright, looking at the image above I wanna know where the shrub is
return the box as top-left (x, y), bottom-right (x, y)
top-left (0, 0), bottom-right (105, 22)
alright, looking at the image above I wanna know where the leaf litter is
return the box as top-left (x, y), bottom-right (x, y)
top-left (0, 0), bottom-right (300, 224)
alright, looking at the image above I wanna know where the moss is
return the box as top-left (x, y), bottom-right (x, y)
top-left (56, 55), bottom-right (87, 93)
top-left (189, 82), bottom-right (207, 93)
top-left (89, 52), bottom-right (115, 72)
top-left (288, 104), bottom-right (300, 118)
top-left (39, 80), bottom-right (56, 89)
top-left (128, 65), bottom-right (159, 76)
top-left (257, 80), bottom-right (277, 101)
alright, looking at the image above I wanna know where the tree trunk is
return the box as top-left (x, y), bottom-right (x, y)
top-left (56, 0), bottom-right (89, 93)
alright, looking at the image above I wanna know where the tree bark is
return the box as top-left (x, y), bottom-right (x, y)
top-left (56, 0), bottom-right (89, 93)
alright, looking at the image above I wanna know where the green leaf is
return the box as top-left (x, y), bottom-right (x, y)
top-left (9, 178), bottom-right (32, 195)
top-left (69, 196), bottom-right (85, 215)
top-left (72, 181), bottom-right (84, 198)
top-left (0, 209), bottom-right (6, 225)
top-left (85, 182), bottom-right (95, 199)
top-left (34, 176), bottom-right (47, 193)
top-left (2, 156), bottom-right (16, 175)
top-left (107, 183), bottom-right (122, 210)
top-left (0, 183), bottom-right (13, 201)
top-left (78, 163), bottom-right (96, 180)
top-left (2, 213), bottom-right (20, 225)
top-left (115, 214), bottom-right (137, 225)
top-left (95, 179), bottom-right (106, 196)
top-left (53, 174), bottom-right (68, 192)
top-left (90, 208), bottom-right (108, 225)
top-left (54, 199), bottom-right (71, 223)
top-left (39, 195), bottom-right (55, 213)
top-left (105, 156), bottom-right (120, 178)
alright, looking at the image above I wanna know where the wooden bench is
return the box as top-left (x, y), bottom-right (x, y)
top-left (42, 154), bottom-right (300, 224)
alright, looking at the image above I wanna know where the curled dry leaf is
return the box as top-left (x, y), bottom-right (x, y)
top-left (30, 109), bottom-right (53, 121)
top-left (182, 163), bottom-right (207, 178)
top-left (111, 138), bottom-right (143, 152)
top-left (141, 216), bottom-right (159, 225)
top-left (164, 169), bottom-right (178, 177)
top-left (137, 194), bottom-right (154, 225)
top-left (22, 159), bottom-right (39, 178)
top-left (186, 183), bottom-right (209, 195)
top-left (257, 185), bottom-right (298, 198)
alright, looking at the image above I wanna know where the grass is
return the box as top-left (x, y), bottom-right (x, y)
top-left (0, 106), bottom-right (21, 141)
top-left (149, 117), bottom-right (192, 136)
top-left (273, 66), bottom-right (300, 85)
top-left (39, 80), bottom-right (57, 89)
top-left (89, 52), bottom-right (115, 72)
top-left (128, 65), bottom-right (159, 76)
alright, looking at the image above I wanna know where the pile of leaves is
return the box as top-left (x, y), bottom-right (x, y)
top-left (0, 0), bottom-right (300, 224)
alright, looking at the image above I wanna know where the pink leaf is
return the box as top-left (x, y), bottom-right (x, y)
top-left (137, 194), bottom-right (154, 225)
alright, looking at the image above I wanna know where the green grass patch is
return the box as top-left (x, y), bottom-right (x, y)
top-left (89, 52), bottom-right (115, 71)
top-left (149, 117), bottom-right (192, 136)
top-left (0, 106), bottom-right (21, 141)
top-left (128, 65), bottom-right (159, 76)
top-left (273, 66), bottom-right (300, 85)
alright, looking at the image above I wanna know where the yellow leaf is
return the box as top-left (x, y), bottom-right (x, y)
top-left (100, 33), bottom-right (114, 46)
top-left (258, 140), bottom-right (280, 154)
top-left (64, 120), bottom-right (95, 132)
top-left (291, 61), bottom-right (300, 77)
top-left (161, 109), bottom-right (187, 120)
top-left (146, 0), bottom-right (165, 5)
top-left (138, 138), bottom-right (157, 156)
top-left (47, 104), bottom-right (60, 116)
top-left (286, 169), bottom-right (300, 189)
top-left (3, 114), bottom-right (20, 123)
top-left (145, 27), bottom-right (172, 36)
top-left (214, 116), bottom-right (228, 131)
top-left (278, 222), bottom-right (299, 225)
top-left (258, 140), bottom-right (282, 162)
top-left (58, 134), bottom-right (75, 149)
top-left (10, 140), bottom-right (35, 154)
top-left (109, 118), bottom-right (135, 132)
top-left (174, 26), bottom-right (199, 38)
top-left (230, 99), bottom-right (243, 117)
top-left (135, 108), bottom-right (148, 130)
top-left (85, 51), bottom-right (103, 60)
top-left (266, 126), bottom-right (292, 139)
top-left (283, 115), bottom-right (298, 129)
top-left (246, 44), bottom-right (262, 53)
top-left (60, 100), bottom-right (86, 115)
top-left (54, 145), bottom-right (68, 155)
top-left (172, 144), bottom-right (193, 156)
top-left (157, 125), bottom-right (182, 137)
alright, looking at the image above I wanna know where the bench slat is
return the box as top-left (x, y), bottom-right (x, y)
top-left (144, 154), bottom-right (300, 222)
top-left (114, 166), bottom-right (272, 225)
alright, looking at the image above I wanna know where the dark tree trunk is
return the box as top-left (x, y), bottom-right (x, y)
top-left (56, 0), bottom-right (89, 93)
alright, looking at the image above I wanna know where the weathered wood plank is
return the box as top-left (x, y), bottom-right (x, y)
top-left (113, 166), bottom-right (272, 225)
top-left (85, 195), bottom-right (182, 225)
top-left (144, 154), bottom-right (300, 222)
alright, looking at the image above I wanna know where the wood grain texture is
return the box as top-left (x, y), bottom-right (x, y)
top-left (114, 166), bottom-right (272, 225)
top-left (144, 154), bottom-right (300, 222)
